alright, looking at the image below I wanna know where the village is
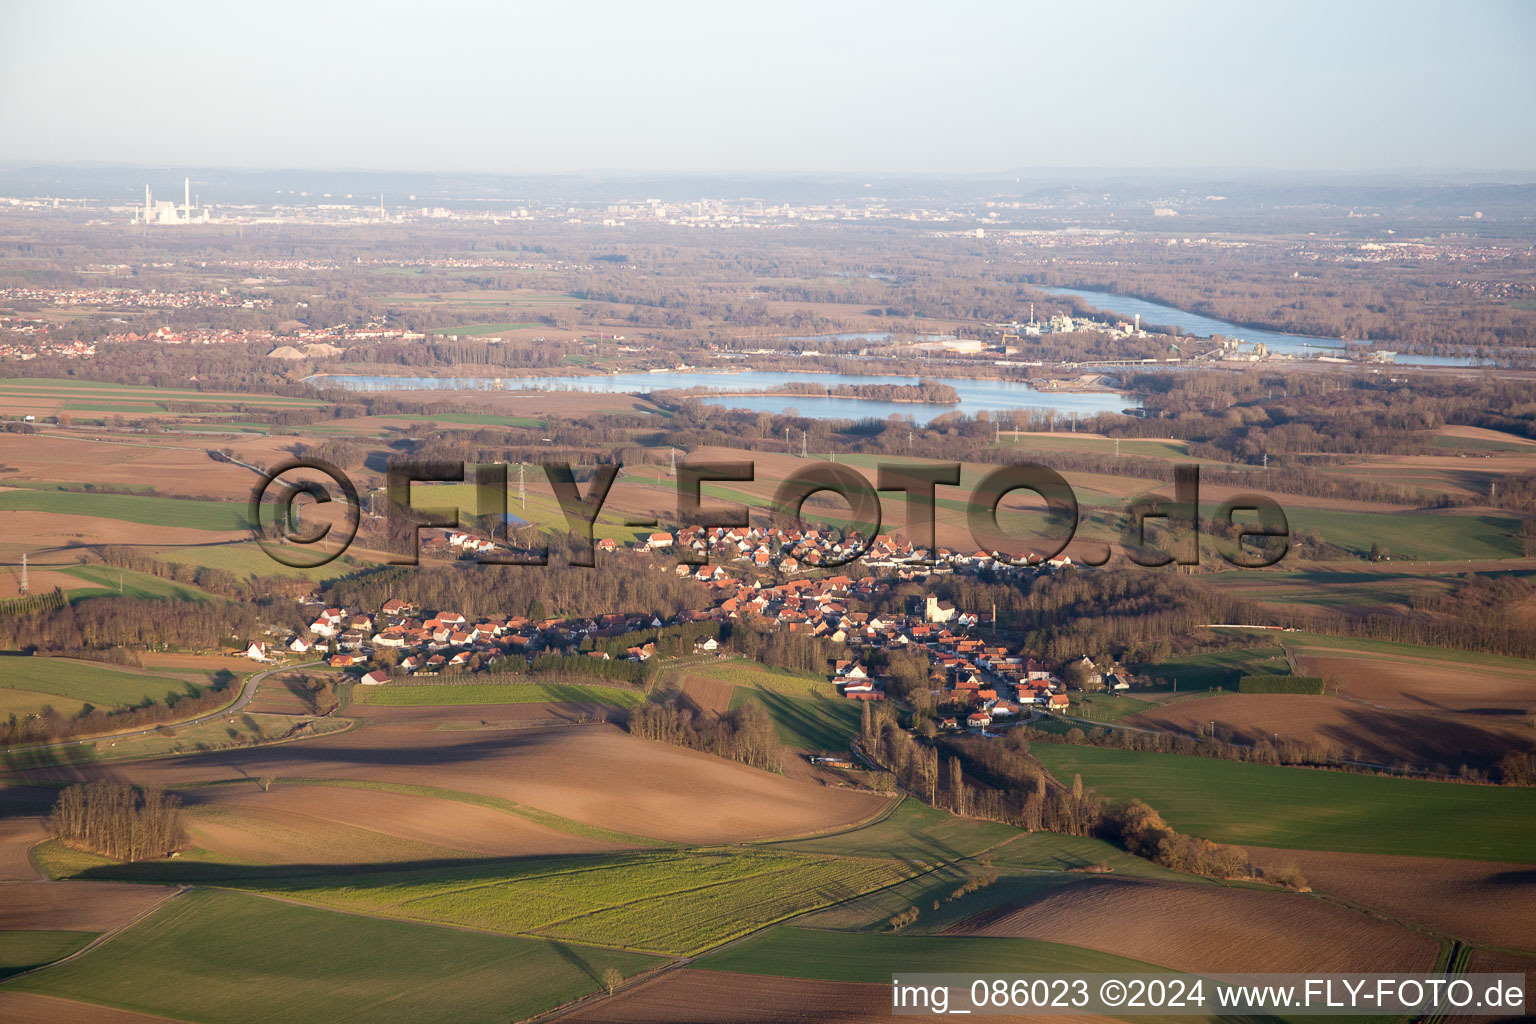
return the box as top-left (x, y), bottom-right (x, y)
top-left (245, 521), bottom-right (1123, 739)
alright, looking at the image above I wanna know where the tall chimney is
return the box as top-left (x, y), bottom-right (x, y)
top-left (184, 177), bottom-right (191, 218)
top-left (145, 184), bottom-right (151, 222)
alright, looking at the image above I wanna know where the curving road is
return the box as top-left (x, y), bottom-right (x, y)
top-left (3, 660), bottom-right (322, 755)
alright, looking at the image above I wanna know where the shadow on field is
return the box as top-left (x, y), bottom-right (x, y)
top-left (548, 940), bottom-right (603, 985)
top-left (1324, 704), bottom-right (1524, 772)
top-left (745, 688), bottom-right (855, 753)
top-left (1487, 868), bottom-right (1536, 886)
top-left (53, 849), bottom-right (636, 889)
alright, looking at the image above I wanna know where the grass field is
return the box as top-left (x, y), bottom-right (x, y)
top-left (799, 828), bottom-right (1196, 934)
top-left (57, 564), bottom-right (216, 602)
top-left (386, 411), bottom-right (544, 428)
top-left (1062, 691), bottom-right (1165, 722)
top-left (728, 685), bottom-right (860, 751)
top-left (0, 378), bottom-right (324, 409)
top-left (697, 925), bottom-right (1162, 981)
top-left (4, 888), bottom-right (660, 1023)
top-left (770, 798), bottom-right (1020, 865)
top-left (0, 490), bottom-right (248, 532)
top-left (386, 481), bottom-right (644, 544)
top-left (999, 434), bottom-right (1193, 460)
top-left (1283, 507), bottom-right (1525, 561)
top-left (1031, 744), bottom-right (1536, 861)
top-left (686, 660), bottom-right (838, 697)
top-left (162, 543), bottom-right (359, 581)
top-left (355, 680), bottom-right (645, 708)
top-left (0, 930), bottom-right (95, 980)
top-left (0, 685), bottom-right (89, 719)
top-left (1433, 433), bottom-right (1536, 453)
top-left (193, 849), bottom-right (914, 956)
top-left (0, 655), bottom-right (199, 709)
top-left (1, 712), bottom-right (343, 770)
top-left (1137, 644), bottom-right (1291, 690)
top-left (427, 322), bottom-right (543, 336)
top-left (1281, 631), bottom-right (1536, 671)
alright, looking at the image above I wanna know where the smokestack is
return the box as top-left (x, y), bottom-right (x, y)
top-left (145, 184), bottom-right (151, 222)
top-left (184, 177), bottom-right (191, 218)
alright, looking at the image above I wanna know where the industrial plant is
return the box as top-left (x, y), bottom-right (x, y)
top-left (135, 177), bottom-right (208, 225)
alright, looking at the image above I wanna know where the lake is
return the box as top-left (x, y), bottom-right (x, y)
top-left (310, 369), bottom-right (1139, 424)
top-left (1045, 286), bottom-right (1486, 367)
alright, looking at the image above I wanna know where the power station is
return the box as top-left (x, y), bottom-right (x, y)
top-left (136, 176), bottom-right (208, 225)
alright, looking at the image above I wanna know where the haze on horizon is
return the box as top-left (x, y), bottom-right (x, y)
top-left (2, 0), bottom-right (1534, 177)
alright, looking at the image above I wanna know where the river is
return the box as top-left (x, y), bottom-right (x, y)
top-left (310, 369), bottom-right (1139, 424)
top-left (1044, 287), bottom-right (1486, 367)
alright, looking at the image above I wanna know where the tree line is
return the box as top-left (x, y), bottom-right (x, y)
top-left (49, 781), bottom-right (187, 861)
top-left (628, 696), bottom-right (781, 771)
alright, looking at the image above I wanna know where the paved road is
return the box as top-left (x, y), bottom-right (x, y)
top-left (3, 660), bottom-right (322, 755)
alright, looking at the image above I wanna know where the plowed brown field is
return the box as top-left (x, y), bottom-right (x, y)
top-left (1296, 652), bottom-right (1536, 711)
top-left (181, 782), bottom-right (629, 863)
top-left (1128, 691), bottom-right (1531, 770)
top-left (0, 882), bottom-right (176, 932)
top-left (0, 992), bottom-right (183, 1023)
top-left (9, 722), bottom-right (890, 844)
top-left (946, 876), bottom-right (1437, 974)
top-left (680, 676), bottom-right (735, 715)
top-left (560, 969), bottom-right (1121, 1024)
top-left (1237, 846), bottom-right (1536, 951)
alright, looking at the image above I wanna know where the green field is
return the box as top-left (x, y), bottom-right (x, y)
top-left (57, 564), bottom-right (216, 602)
top-left (0, 930), bottom-right (95, 980)
top-left (771, 798), bottom-right (1019, 865)
top-left (1137, 644), bottom-right (1291, 691)
top-left (355, 680), bottom-right (645, 708)
top-left (163, 543), bottom-right (359, 582)
top-left (4, 889), bottom-right (659, 1023)
top-left (100, 850), bottom-right (914, 957)
top-left (799, 829), bottom-right (1194, 934)
top-left (998, 434), bottom-right (1194, 460)
top-left (0, 490), bottom-right (248, 531)
top-left (0, 686), bottom-right (88, 719)
top-left (0, 378), bottom-right (324, 408)
top-left (728, 685), bottom-right (861, 752)
top-left (0, 655), bottom-right (199, 709)
top-left (2, 712), bottom-right (339, 771)
top-left (427, 322), bottom-right (542, 336)
top-left (1030, 744), bottom-right (1536, 861)
top-left (1061, 690), bottom-right (1165, 722)
top-left (387, 411), bottom-right (544, 428)
top-left (1283, 507), bottom-right (1525, 561)
top-left (1282, 631), bottom-right (1536, 671)
top-left (393, 481), bottom-right (643, 544)
top-left (697, 925), bottom-right (1163, 981)
top-left (1433, 432), bottom-right (1536, 453)
top-left (690, 660), bottom-right (838, 697)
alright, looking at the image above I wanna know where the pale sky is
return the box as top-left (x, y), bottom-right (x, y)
top-left (2, 0), bottom-right (1533, 174)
